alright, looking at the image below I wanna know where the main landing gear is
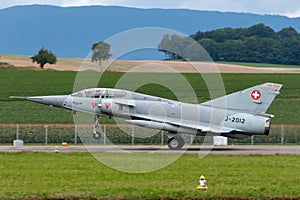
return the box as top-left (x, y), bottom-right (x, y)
top-left (167, 133), bottom-right (185, 150)
top-left (93, 115), bottom-right (101, 140)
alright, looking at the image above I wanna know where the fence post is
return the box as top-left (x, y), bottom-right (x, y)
top-left (161, 131), bottom-right (164, 145)
top-left (16, 124), bottom-right (19, 140)
top-left (103, 125), bottom-right (106, 145)
top-left (281, 124), bottom-right (284, 145)
top-left (131, 125), bottom-right (134, 145)
top-left (251, 135), bottom-right (254, 145)
top-left (45, 125), bottom-right (48, 144)
top-left (74, 125), bottom-right (77, 145)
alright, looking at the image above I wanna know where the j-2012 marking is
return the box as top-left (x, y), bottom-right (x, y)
top-left (224, 116), bottom-right (245, 124)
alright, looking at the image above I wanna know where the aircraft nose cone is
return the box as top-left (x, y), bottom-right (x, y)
top-left (26, 95), bottom-right (68, 108)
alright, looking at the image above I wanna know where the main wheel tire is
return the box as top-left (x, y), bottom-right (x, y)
top-left (167, 135), bottom-right (184, 150)
top-left (93, 131), bottom-right (101, 140)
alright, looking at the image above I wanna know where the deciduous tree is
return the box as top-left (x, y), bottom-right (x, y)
top-left (91, 41), bottom-right (112, 66)
top-left (31, 48), bottom-right (57, 69)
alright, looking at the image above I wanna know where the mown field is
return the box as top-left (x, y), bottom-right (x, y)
top-left (218, 61), bottom-right (300, 68)
top-left (0, 69), bottom-right (299, 124)
top-left (4, 53), bottom-right (300, 69)
top-left (0, 152), bottom-right (299, 199)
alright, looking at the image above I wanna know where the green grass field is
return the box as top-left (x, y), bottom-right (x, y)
top-left (0, 69), bottom-right (300, 124)
top-left (0, 152), bottom-right (299, 199)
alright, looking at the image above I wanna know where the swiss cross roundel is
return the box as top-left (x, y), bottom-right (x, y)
top-left (251, 90), bottom-right (261, 100)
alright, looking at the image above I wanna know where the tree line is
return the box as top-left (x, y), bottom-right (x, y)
top-left (158, 23), bottom-right (300, 65)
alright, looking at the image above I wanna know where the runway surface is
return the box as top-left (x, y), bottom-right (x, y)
top-left (0, 145), bottom-right (299, 154)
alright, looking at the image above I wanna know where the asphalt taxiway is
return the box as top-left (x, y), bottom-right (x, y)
top-left (0, 145), bottom-right (299, 154)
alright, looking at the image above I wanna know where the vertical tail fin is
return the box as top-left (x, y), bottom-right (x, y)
top-left (202, 83), bottom-right (282, 113)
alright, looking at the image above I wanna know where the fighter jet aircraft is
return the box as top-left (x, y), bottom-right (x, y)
top-left (16, 82), bottom-right (282, 149)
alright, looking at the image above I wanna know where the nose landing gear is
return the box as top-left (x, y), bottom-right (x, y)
top-left (93, 115), bottom-right (101, 140)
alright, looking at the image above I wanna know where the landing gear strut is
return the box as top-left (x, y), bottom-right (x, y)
top-left (93, 115), bottom-right (101, 140)
top-left (167, 134), bottom-right (184, 150)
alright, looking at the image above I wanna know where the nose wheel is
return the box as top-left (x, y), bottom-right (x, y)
top-left (93, 130), bottom-right (101, 140)
top-left (93, 115), bottom-right (101, 140)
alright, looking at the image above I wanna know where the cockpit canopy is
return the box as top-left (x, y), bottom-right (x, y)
top-left (71, 88), bottom-right (126, 98)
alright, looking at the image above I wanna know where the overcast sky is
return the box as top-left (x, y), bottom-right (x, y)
top-left (1, 0), bottom-right (300, 18)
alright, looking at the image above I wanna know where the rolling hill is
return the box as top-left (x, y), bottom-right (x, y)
top-left (1, 5), bottom-right (300, 58)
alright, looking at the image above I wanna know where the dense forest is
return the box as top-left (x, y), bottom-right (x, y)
top-left (158, 24), bottom-right (300, 65)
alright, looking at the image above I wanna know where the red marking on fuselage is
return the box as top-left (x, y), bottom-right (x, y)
top-left (91, 102), bottom-right (97, 108)
top-left (105, 103), bottom-right (111, 109)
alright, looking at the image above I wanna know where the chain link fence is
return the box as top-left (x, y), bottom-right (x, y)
top-left (0, 124), bottom-right (299, 145)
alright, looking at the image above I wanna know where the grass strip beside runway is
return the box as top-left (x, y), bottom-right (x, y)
top-left (0, 152), bottom-right (299, 199)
